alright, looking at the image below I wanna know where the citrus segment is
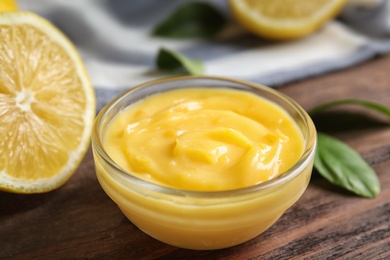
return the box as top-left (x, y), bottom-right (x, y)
top-left (229, 0), bottom-right (347, 40)
top-left (0, 12), bottom-right (95, 193)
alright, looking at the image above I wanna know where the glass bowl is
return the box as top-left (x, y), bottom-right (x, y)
top-left (91, 76), bottom-right (317, 250)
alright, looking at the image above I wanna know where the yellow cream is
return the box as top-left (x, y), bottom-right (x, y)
top-left (104, 88), bottom-right (304, 191)
top-left (94, 81), bottom-right (316, 250)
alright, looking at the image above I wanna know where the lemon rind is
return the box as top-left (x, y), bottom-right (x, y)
top-left (229, 0), bottom-right (347, 39)
top-left (0, 12), bottom-right (95, 193)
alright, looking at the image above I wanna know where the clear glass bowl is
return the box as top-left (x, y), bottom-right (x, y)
top-left (91, 76), bottom-right (317, 250)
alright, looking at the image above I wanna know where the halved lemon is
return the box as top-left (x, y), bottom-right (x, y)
top-left (229, 0), bottom-right (347, 40)
top-left (0, 0), bottom-right (18, 12)
top-left (0, 12), bottom-right (96, 193)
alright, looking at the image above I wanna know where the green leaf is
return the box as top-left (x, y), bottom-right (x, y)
top-left (309, 99), bottom-right (390, 119)
top-left (152, 2), bottom-right (226, 38)
top-left (314, 132), bottom-right (381, 198)
top-left (156, 47), bottom-right (204, 75)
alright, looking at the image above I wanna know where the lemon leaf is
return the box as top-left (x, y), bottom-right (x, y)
top-left (309, 99), bottom-right (390, 119)
top-left (152, 2), bottom-right (226, 38)
top-left (314, 133), bottom-right (380, 198)
top-left (156, 48), bottom-right (204, 75)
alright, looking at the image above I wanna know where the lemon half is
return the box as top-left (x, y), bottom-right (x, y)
top-left (0, 12), bottom-right (95, 193)
top-left (229, 0), bottom-right (347, 40)
top-left (0, 0), bottom-right (18, 12)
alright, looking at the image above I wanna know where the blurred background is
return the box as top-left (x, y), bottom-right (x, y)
top-left (17, 0), bottom-right (390, 109)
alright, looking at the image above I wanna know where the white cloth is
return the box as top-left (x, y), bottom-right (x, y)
top-left (18, 0), bottom-right (390, 110)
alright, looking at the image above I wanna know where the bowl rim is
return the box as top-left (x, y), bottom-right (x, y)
top-left (92, 75), bottom-right (317, 198)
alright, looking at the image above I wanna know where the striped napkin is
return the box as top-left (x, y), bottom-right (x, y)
top-left (18, 0), bottom-right (390, 110)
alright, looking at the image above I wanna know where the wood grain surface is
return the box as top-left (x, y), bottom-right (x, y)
top-left (2, 53), bottom-right (390, 260)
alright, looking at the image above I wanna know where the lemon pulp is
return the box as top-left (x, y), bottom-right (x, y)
top-left (229, 0), bottom-right (347, 40)
top-left (0, 12), bottom-right (95, 193)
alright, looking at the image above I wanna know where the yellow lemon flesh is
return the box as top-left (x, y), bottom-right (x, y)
top-left (0, 0), bottom-right (18, 12)
top-left (0, 12), bottom-right (96, 193)
top-left (229, 0), bottom-right (347, 40)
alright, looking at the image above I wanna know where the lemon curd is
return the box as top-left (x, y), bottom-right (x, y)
top-left (92, 77), bottom-right (316, 250)
top-left (104, 88), bottom-right (304, 191)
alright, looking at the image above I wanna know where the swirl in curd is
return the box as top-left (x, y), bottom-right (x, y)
top-left (104, 88), bottom-right (304, 191)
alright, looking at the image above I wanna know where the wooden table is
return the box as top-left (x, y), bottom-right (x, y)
top-left (2, 53), bottom-right (390, 260)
